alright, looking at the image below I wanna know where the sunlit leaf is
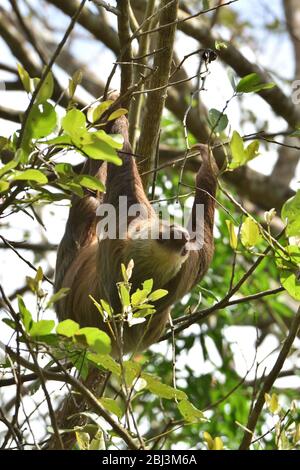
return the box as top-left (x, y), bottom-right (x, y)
top-left (13, 169), bottom-right (48, 185)
top-left (226, 220), bottom-right (238, 249)
top-left (75, 327), bottom-right (111, 354)
top-left (142, 373), bottom-right (187, 400)
top-left (229, 131), bottom-right (260, 170)
top-left (177, 399), bottom-right (206, 423)
top-left (131, 289), bottom-right (149, 307)
top-left (282, 190), bottom-right (300, 237)
top-left (30, 320), bottom-right (55, 337)
top-left (83, 139), bottom-right (122, 164)
top-left (75, 175), bottom-right (105, 192)
top-left (87, 100), bottom-right (114, 123)
top-left (108, 108), bottom-right (128, 121)
top-left (118, 284), bottom-right (130, 308)
top-left (35, 71), bottom-right (54, 104)
top-left (17, 63), bottom-right (31, 92)
top-left (17, 296), bottom-right (32, 332)
top-left (148, 289), bottom-right (168, 302)
top-left (0, 181), bottom-right (9, 193)
top-left (68, 69), bottom-right (82, 98)
top-left (241, 217), bottom-right (261, 248)
top-left (27, 103), bottom-right (57, 139)
top-left (75, 431), bottom-right (90, 450)
top-left (62, 108), bottom-right (86, 137)
top-left (56, 319), bottom-right (80, 338)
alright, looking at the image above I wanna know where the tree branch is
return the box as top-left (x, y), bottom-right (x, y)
top-left (239, 307), bottom-right (300, 450)
top-left (136, 0), bottom-right (179, 187)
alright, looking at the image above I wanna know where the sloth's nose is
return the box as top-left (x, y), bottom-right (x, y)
top-left (170, 225), bottom-right (190, 244)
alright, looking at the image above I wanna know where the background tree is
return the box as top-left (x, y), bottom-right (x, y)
top-left (0, 0), bottom-right (299, 450)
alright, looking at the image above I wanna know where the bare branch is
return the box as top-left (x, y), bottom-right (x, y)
top-left (136, 0), bottom-right (179, 188)
top-left (239, 307), bottom-right (300, 450)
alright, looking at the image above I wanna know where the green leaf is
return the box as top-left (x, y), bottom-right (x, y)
top-left (87, 353), bottom-right (120, 376)
top-left (213, 437), bottom-right (224, 450)
top-left (203, 432), bottom-right (223, 450)
top-left (76, 431), bottom-right (90, 450)
top-left (17, 296), bottom-right (32, 332)
top-left (0, 136), bottom-right (9, 150)
top-left (56, 319), bottom-right (80, 337)
top-left (75, 175), bottom-right (105, 192)
top-left (203, 432), bottom-right (214, 450)
top-left (133, 307), bottom-right (155, 318)
top-left (30, 320), bottom-right (55, 337)
top-left (276, 245), bottom-right (300, 301)
top-left (108, 108), bottom-right (128, 121)
top-left (62, 108), bottom-right (86, 137)
top-left (177, 399), bottom-right (205, 423)
top-left (100, 299), bottom-right (113, 317)
top-left (58, 181), bottom-right (84, 197)
top-left (208, 108), bottom-right (229, 133)
top-left (282, 190), bottom-right (300, 237)
top-left (27, 102), bottom-right (57, 139)
top-left (92, 130), bottom-right (124, 150)
top-left (280, 266), bottom-right (300, 301)
top-left (68, 69), bottom-right (82, 98)
top-left (245, 140), bottom-right (260, 161)
top-left (229, 131), bottom-right (245, 170)
top-left (215, 41), bottom-right (227, 51)
top-left (2, 318), bottom-right (16, 330)
top-left (87, 100), bottom-right (114, 123)
top-left (131, 289), bottom-right (149, 307)
top-left (35, 71), bottom-right (54, 104)
top-left (54, 163), bottom-right (74, 177)
top-left (265, 393), bottom-right (281, 415)
top-left (89, 296), bottom-right (113, 320)
top-left (17, 63), bottom-right (31, 92)
top-left (148, 289), bottom-right (168, 302)
top-left (236, 73), bottom-right (276, 94)
top-left (241, 217), bottom-right (261, 248)
top-left (226, 220), bottom-right (238, 249)
top-left (45, 135), bottom-right (72, 147)
top-left (142, 373), bottom-right (187, 400)
top-left (75, 327), bottom-right (111, 354)
top-left (229, 131), bottom-right (259, 170)
top-left (13, 169), bottom-right (48, 185)
top-left (124, 360), bottom-right (142, 385)
top-left (99, 398), bottom-right (123, 419)
top-left (14, 148), bottom-right (28, 164)
top-left (83, 139), bottom-right (122, 165)
top-left (143, 279), bottom-right (153, 292)
top-left (0, 181), bottom-right (9, 193)
top-left (89, 430), bottom-right (106, 451)
top-left (119, 284), bottom-right (130, 308)
top-left (35, 266), bottom-right (43, 283)
top-left (121, 260), bottom-right (134, 283)
top-left (227, 68), bottom-right (237, 91)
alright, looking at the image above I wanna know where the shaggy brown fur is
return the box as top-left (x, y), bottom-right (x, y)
top-left (54, 114), bottom-right (218, 356)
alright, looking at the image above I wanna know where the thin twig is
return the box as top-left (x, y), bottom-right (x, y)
top-left (0, 235), bottom-right (53, 285)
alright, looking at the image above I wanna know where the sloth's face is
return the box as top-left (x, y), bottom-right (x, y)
top-left (128, 220), bottom-right (190, 257)
top-left (156, 223), bottom-right (190, 257)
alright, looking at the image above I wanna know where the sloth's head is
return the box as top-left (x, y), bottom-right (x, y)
top-left (126, 219), bottom-right (190, 287)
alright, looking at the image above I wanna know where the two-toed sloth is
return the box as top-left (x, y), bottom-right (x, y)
top-left (54, 111), bottom-right (218, 356)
